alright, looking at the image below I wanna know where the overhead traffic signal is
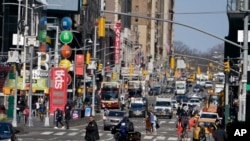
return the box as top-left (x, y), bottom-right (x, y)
top-left (170, 57), bottom-right (175, 69)
top-left (224, 61), bottom-right (230, 73)
top-left (129, 64), bottom-right (134, 76)
top-left (98, 17), bottom-right (105, 37)
top-left (85, 52), bottom-right (91, 65)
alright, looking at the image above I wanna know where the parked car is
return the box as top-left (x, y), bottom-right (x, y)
top-left (0, 105), bottom-right (6, 114)
top-left (103, 110), bottom-right (126, 130)
top-left (0, 122), bottom-right (20, 141)
top-left (83, 95), bottom-right (101, 113)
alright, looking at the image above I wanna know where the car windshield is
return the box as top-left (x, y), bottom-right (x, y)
top-left (131, 103), bottom-right (144, 109)
top-left (108, 111), bottom-right (124, 117)
top-left (0, 124), bottom-right (11, 134)
top-left (200, 113), bottom-right (217, 119)
top-left (152, 87), bottom-right (160, 90)
top-left (156, 101), bottom-right (171, 106)
top-left (190, 99), bottom-right (199, 103)
top-left (101, 92), bottom-right (118, 100)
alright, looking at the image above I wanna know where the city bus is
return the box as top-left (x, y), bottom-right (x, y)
top-left (100, 82), bottom-right (120, 109)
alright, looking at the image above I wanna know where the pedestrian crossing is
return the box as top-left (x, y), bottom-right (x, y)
top-left (18, 128), bottom-right (192, 141)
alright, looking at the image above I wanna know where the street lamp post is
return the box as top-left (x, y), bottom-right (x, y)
top-left (92, 25), bottom-right (97, 116)
top-left (83, 39), bottom-right (93, 102)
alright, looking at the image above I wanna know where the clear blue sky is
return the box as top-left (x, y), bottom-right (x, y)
top-left (174, 0), bottom-right (228, 52)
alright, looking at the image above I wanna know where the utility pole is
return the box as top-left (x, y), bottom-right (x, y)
top-left (92, 25), bottom-right (97, 116)
top-left (224, 56), bottom-right (230, 126)
top-left (238, 0), bottom-right (248, 122)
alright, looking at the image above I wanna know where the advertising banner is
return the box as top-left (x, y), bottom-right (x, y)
top-left (49, 68), bottom-right (68, 114)
top-left (115, 22), bottom-right (121, 64)
top-left (75, 54), bottom-right (84, 75)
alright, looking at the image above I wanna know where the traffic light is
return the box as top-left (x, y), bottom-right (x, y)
top-left (86, 52), bottom-right (91, 65)
top-left (98, 63), bottom-right (103, 71)
top-left (224, 61), bottom-right (230, 73)
top-left (112, 72), bottom-right (117, 80)
top-left (98, 17), bottom-right (105, 37)
top-left (170, 57), bottom-right (175, 69)
top-left (129, 64), bottom-right (134, 76)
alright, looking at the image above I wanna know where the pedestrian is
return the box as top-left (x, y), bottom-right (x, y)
top-left (64, 102), bottom-right (72, 129)
top-left (144, 113), bottom-right (152, 135)
top-left (213, 124), bottom-right (227, 141)
top-left (176, 117), bottom-right (183, 140)
top-left (23, 106), bottom-right (29, 125)
top-left (193, 122), bottom-right (206, 141)
top-left (54, 108), bottom-right (65, 129)
top-left (85, 115), bottom-right (100, 141)
top-left (150, 112), bottom-right (157, 135)
top-left (35, 101), bottom-right (40, 117)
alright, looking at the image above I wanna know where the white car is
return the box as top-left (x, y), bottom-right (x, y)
top-left (171, 100), bottom-right (178, 109)
top-left (188, 98), bottom-right (201, 107)
top-left (205, 81), bottom-right (213, 88)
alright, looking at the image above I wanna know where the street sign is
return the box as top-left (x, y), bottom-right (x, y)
top-left (61, 17), bottom-right (72, 30)
top-left (38, 30), bottom-right (47, 43)
top-left (59, 30), bottom-right (73, 44)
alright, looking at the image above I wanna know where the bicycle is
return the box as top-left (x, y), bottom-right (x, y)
top-left (180, 127), bottom-right (188, 141)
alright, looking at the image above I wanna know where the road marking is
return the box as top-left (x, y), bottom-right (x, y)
top-left (168, 121), bottom-right (175, 124)
top-left (41, 131), bottom-right (53, 135)
top-left (167, 137), bottom-right (178, 140)
top-left (155, 136), bottom-right (165, 140)
top-left (67, 132), bottom-right (79, 136)
top-left (144, 135), bottom-right (154, 139)
top-left (159, 121), bottom-right (166, 124)
top-left (54, 132), bottom-right (67, 135)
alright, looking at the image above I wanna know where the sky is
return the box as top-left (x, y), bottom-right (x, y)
top-left (174, 0), bottom-right (228, 52)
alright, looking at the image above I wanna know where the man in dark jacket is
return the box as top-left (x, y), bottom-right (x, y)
top-left (213, 124), bottom-right (228, 141)
top-left (85, 116), bottom-right (99, 141)
top-left (64, 102), bottom-right (71, 129)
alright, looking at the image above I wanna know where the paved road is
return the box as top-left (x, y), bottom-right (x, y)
top-left (16, 89), bottom-right (214, 141)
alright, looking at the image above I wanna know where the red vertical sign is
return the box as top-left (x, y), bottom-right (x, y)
top-left (115, 22), bottom-right (121, 64)
top-left (49, 68), bottom-right (68, 114)
top-left (75, 54), bottom-right (84, 75)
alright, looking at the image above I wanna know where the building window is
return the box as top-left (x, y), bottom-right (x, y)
top-left (135, 5), bottom-right (139, 11)
top-left (135, 18), bottom-right (138, 22)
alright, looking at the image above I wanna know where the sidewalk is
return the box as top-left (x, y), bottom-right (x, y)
top-left (8, 113), bottom-right (102, 134)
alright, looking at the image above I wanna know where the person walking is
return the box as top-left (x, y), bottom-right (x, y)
top-left (23, 106), bottom-right (29, 125)
top-left (150, 112), bottom-right (157, 135)
top-left (176, 117), bottom-right (183, 140)
top-left (213, 124), bottom-right (227, 141)
top-left (54, 108), bottom-right (65, 129)
top-left (144, 113), bottom-right (152, 135)
top-left (64, 109), bottom-right (71, 129)
top-left (85, 116), bottom-right (99, 141)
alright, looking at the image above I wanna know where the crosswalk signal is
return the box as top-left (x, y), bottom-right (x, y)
top-left (98, 63), bottom-right (103, 71)
top-left (224, 61), bottom-right (230, 73)
top-left (86, 52), bottom-right (91, 65)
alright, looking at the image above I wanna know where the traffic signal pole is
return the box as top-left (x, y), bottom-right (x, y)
top-left (239, 0), bottom-right (249, 122)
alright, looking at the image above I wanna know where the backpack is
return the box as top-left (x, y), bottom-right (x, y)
top-left (126, 121), bottom-right (134, 132)
top-left (181, 116), bottom-right (189, 128)
top-left (57, 110), bottom-right (63, 117)
top-left (199, 127), bottom-right (206, 141)
top-left (120, 122), bottom-right (127, 134)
